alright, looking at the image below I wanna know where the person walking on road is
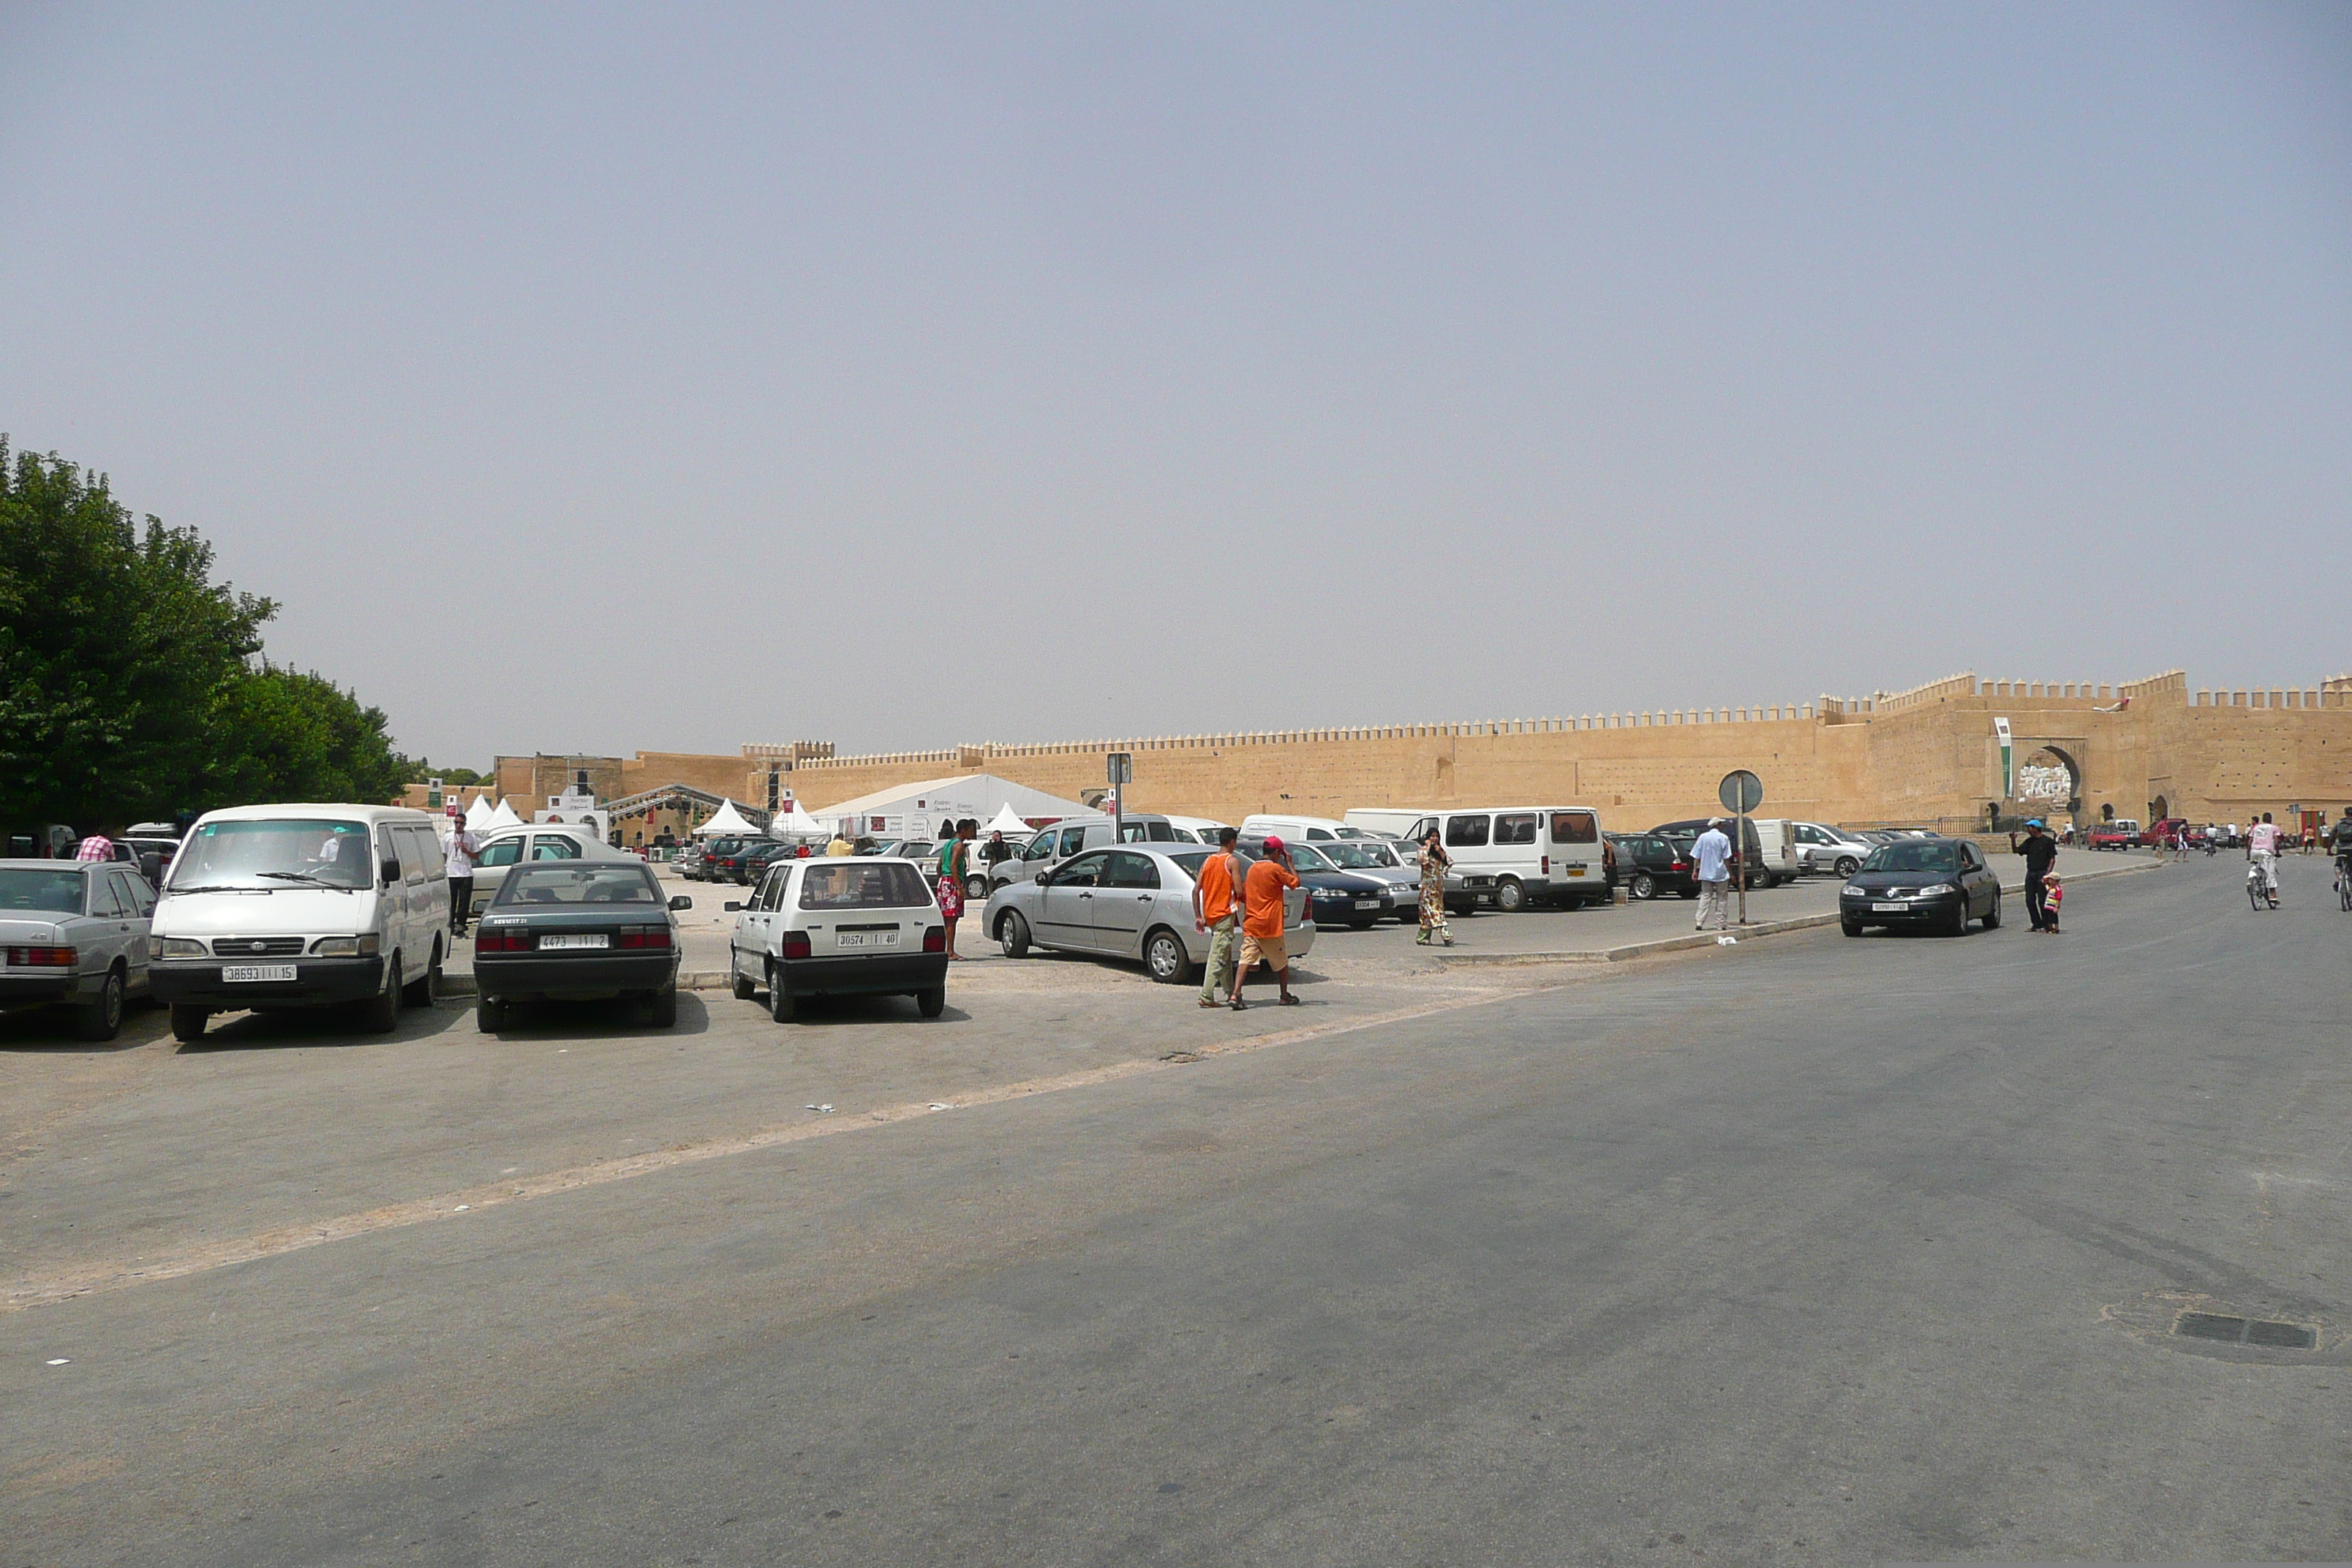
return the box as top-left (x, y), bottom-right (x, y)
top-left (1691, 818), bottom-right (1734, 931)
top-left (2009, 817), bottom-right (2059, 932)
top-left (1193, 827), bottom-right (1248, 1009)
top-left (1416, 827), bottom-right (1453, 946)
top-left (1230, 836), bottom-right (1302, 1010)
top-left (443, 818), bottom-right (483, 935)
top-left (2247, 812), bottom-right (2283, 906)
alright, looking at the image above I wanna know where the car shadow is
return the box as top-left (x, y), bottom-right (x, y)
top-left (174, 997), bottom-right (474, 1052)
top-left (0, 997), bottom-right (167, 1053)
top-left (761, 992), bottom-right (957, 1027)
top-left (474, 991), bottom-right (715, 1039)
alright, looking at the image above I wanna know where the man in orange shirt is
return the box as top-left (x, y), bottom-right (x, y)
top-left (1230, 835), bottom-right (1302, 1010)
top-left (1192, 826), bottom-right (1247, 1009)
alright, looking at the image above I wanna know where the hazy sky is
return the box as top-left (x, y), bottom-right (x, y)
top-left (5, 3), bottom-right (2348, 770)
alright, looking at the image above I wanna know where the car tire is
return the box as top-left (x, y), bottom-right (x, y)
top-left (768, 969), bottom-right (796, 1023)
top-left (1833, 856), bottom-right (1861, 878)
top-left (1143, 927), bottom-right (1191, 984)
top-left (1629, 872), bottom-right (1657, 901)
top-left (647, 986), bottom-right (678, 1028)
top-left (916, 986), bottom-right (946, 1019)
top-left (405, 943), bottom-right (440, 1006)
top-left (1495, 877), bottom-right (1525, 913)
top-left (75, 968), bottom-right (126, 1042)
top-left (1945, 898), bottom-right (1970, 938)
top-left (1982, 889), bottom-right (2002, 930)
top-left (731, 957), bottom-right (757, 1001)
top-left (998, 909), bottom-right (1031, 958)
top-left (477, 996), bottom-right (505, 1032)
top-left (1841, 918), bottom-right (1864, 938)
top-left (965, 873), bottom-right (987, 901)
top-left (361, 956), bottom-right (403, 1033)
top-left (1678, 888), bottom-right (1700, 900)
top-left (170, 1003), bottom-right (211, 1043)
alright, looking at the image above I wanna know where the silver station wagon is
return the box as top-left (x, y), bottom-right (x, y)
top-left (981, 845), bottom-right (1314, 984)
top-left (0, 859), bottom-right (157, 1041)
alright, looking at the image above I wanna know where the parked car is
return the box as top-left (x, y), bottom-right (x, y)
top-left (1306, 837), bottom-right (1447, 921)
top-left (983, 844), bottom-right (1313, 984)
top-left (1839, 837), bottom-right (2002, 935)
top-left (0, 858), bottom-right (157, 1040)
top-left (1605, 833), bottom-right (1700, 901)
top-left (731, 838), bottom-right (807, 886)
top-left (1398, 807), bottom-right (1610, 911)
top-left (728, 856), bottom-right (948, 1018)
top-left (473, 860), bottom-right (693, 1029)
top-left (1790, 822), bottom-right (1873, 878)
top-left (988, 815), bottom-right (1178, 890)
top-left (2087, 822), bottom-right (2139, 851)
top-left (673, 842), bottom-right (708, 879)
top-left (1242, 838), bottom-right (1393, 930)
top-left (696, 835), bottom-right (769, 886)
top-left (1650, 818), bottom-right (1794, 889)
top-left (149, 804), bottom-right (451, 1041)
top-left (1343, 808), bottom-right (1439, 839)
top-left (470, 821), bottom-right (642, 911)
top-left (1240, 813), bottom-right (1380, 842)
top-left (1164, 816), bottom-right (1232, 845)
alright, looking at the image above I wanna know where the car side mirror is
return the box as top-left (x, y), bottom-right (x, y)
top-left (380, 859), bottom-right (402, 886)
top-left (723, 900), bottom-right (743, 912)
top-left (1034, 869), bottom-right (1053, 886)
top-left (669, 895), bottom-right (693, 911)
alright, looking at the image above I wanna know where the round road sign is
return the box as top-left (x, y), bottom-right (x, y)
top-left (1719, 769), bottom-right (1765, 814)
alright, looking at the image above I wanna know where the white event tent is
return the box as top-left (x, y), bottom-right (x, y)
top-left (813, 774), bottom-right (1089, 841)
top-left (693, 799), bottom-right (761, 837)
top-left (462, 794), bottom-right (498, 832)
top-left (483, 798), bottom-right (524, 831)
top-left (771, 802), bottom-right (829, 840)
top-left (983, 802), bottom-right (1031, 837)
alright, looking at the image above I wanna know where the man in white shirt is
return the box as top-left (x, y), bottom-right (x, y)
top-left (443, 817), bottom-right (483, 934)
top-left (1691, 818), bottom-right (1735, 931)
top-left (2247, 812), bottom-right (2281, 905)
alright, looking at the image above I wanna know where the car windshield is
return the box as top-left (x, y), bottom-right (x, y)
top-left (170, 819), bottom-right (373, 890)
top-left (1281, 843), bottom-right (1335, 872)
top-left (1863, 843), bottom-right (1961, 874)
top-left (799, 861), bottom-right (932, 909)
top-left (1316, 842), bottom-right (1388, 870)
top-left (495, 866), bottom-right (661, 905)
top-left (0, 868), bottom-right (86, 914)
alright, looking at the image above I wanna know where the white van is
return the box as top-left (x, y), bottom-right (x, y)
top-left (148, 804), bottom-right (451, 1042)
top-left (988, 815), bottom-right (1178, 889)
top-left (1239, 813), bottom-right (1378, 843)
top-left (1400, 806), bottom-right (1609, 912)
top-left (1342, 808), bottom-right (1434, 840)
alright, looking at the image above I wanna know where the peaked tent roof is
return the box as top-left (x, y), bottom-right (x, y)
top-left (463, 794), bottom-right (497, 831)
top-left (694, 799), bottom-right (760, 837)
top-left (983, 802), bottom-right (1031, 835)
top-left (772, 802), bottom-right (829, 838)
top-left (484, 799), bottom-right (524, 830)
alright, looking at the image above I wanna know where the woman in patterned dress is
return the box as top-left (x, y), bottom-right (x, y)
top-left (1417, 828), bottom-right (1453, 946)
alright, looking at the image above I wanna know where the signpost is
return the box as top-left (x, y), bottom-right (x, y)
top-left (1718, 769), bottom-right (1765, 926)
top-left (1107, 752), bottom-right (1134, 842)
top-left (1994, 717), bottom-right (2013, 800)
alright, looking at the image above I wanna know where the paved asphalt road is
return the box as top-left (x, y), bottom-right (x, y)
top-left (4, 853), bottom-right (2346, 1565)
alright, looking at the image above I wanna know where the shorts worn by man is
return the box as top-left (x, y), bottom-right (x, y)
top-left (1231, 838), bottom-right (1301, 1010)
top-left (1192, 834), bottom-right (1245, 1009)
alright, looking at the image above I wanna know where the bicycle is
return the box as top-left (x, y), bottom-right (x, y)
top-left (2248, 856), bottom-right (2279, 911)
top-left (2336, 854), bottom-right (2352, 913)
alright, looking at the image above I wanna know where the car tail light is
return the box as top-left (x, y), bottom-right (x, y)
top-left (1541, 855), bottom-right (1550, 875)
top-left (780, 930), bottom-right (813, 959)
top-left (7, 946), bottom-right (75, 967)
top-left (475, 930), bottom-right (531, 953)
top-left (617, 927), bottom-right (671, 949)
top-left (922, 926), bottom-right (946, 953)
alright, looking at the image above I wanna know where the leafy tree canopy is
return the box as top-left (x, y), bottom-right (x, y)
top-left (0, 437), bottom-right (408, 827)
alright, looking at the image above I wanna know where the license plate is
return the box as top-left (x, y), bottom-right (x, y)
top-left (837, 930), bottom-right (899, 949)
top-left (1354, 900), bottom-right (1380, 910)
top-left (1871, 902), bottom-right (1907, 913)
top-left (1567, 865), bottom-right (1586, 875)
top-left (540, 933), bottom-right (608, 950)
top-left (222, 963), bottom-right (297, 983)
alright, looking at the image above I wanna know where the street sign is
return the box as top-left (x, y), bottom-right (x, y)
top-left (1718, 769), bottom-right (1764, 814)
top-left (1106, 753), bottom-right (1133, 785)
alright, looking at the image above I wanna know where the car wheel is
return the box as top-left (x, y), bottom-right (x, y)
top-left (731, 950), bottom-right (757, 1000)
top-left (1494, 877), bottom-right (1526, 913)
top-left (1143, 927), bottom-right (1191, 984)
top-left (405, 943), bottom-right (441, 1006)
top-left (768, 968), bottom-right (796, 1022)
top-left (1945, 897), bottom-right (1970, 937)
top-left (361, 956), bottom-right (403, 1033)
top-left (75, 968), bottom-right (126, 1042)
top-left (170, 1003), bottom-right (211, 1043)
top-left (1982, 889), bottom-right (2002, 930)
top-left (1629, 871), bottom-right (1657, 901)
top-left (477, 996), bottom-right (505, 1031)
top-left (916, 986), bottom-right (946, 1019)
top-left (647, 986), bottom-right (678, 1028)
top-left (1841, 918), bottom-right (1864, 937)
top-left (965, 873), bottom-right (987, 901)
top-left (999, 909), bottom-right (1032, 958)
top-left (1833, 856), bottom-right (1861, 878)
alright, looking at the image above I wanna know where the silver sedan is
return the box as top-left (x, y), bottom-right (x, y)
top-left (0, 859), bottom-right (157, 1040)
top-left (981, 844), bottom-right (1314, 984)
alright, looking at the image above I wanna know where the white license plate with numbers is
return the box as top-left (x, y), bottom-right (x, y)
top-left (540, 933), bottom-right (608, 950)
top-left (222, 963), bottom-right (297, 983)
top-left (837, 930), bottom-right (899, 949)
top-left (1871, 902), bottom-right (1907, 913)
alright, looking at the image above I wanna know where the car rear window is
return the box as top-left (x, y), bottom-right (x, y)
top-left (1550, 811), bottom-right (1597, 843)
top-left (799, 861), bottom-right (933, 909)
top-left (1168, 851), bottom-right (1210, 879)
top-left (0, 868), bottom-right (86, 914)
top-left (496, 866), bottom-right (661, 905)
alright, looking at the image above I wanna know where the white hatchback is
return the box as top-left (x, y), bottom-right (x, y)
top-left (725, 856), bottom-right (949, 1022)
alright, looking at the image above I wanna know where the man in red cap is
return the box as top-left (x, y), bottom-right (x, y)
top-left (1230, 836), bottom-right (1302, 1009)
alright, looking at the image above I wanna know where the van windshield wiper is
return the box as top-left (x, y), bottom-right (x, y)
top-left (257, 871), bottom-right (355, 892)
top-left (164, 884), bottom-right (276, 895)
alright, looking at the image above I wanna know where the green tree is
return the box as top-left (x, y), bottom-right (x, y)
top-left (206, 666), bottom-right (410, 808)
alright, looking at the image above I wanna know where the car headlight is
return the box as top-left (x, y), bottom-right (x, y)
top-left (1840, 886), bottom-right (1866, 898)
top-left (159, 937), bottom-right (208, 959)
top-left (311, 934), bottom-right (382, 957)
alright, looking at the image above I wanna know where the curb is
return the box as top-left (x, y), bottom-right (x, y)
top-left (437, 970), bottom-right (731, 998)
top-left (1433, 859), bottom-right (2160, 969)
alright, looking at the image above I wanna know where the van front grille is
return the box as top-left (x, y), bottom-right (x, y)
top-left (211, 936), bottom-right (305, 957)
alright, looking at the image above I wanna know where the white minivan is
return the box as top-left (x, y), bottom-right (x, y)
top-left (1400, 806), bottom-right (1610, 912)
top-left (1342, 808), bottom-right (1434, 840)
top-left (148, 804), bottom-right (451, 1042)
top-left (1238, 813), bottom-right (1378, 843)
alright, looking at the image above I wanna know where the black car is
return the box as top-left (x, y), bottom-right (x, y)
top-left (1237, 837), bottom-right (1392, 930)
top-left (1649, 818), bottom-right (1785, 889)
top-left (734, 839), bottom-right (804, 885)
top-left (1605, 832), bottom-right (1700, 900)
top-left (698, 837), bottom-right (758, 883)
top-left (472, 861), bottom-right (693, 1028)
top-left (1839, 838), bottom-right (2001, 936)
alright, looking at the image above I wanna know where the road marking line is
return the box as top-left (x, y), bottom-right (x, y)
top-left (1, 987), bottom-right (1544, 1314)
